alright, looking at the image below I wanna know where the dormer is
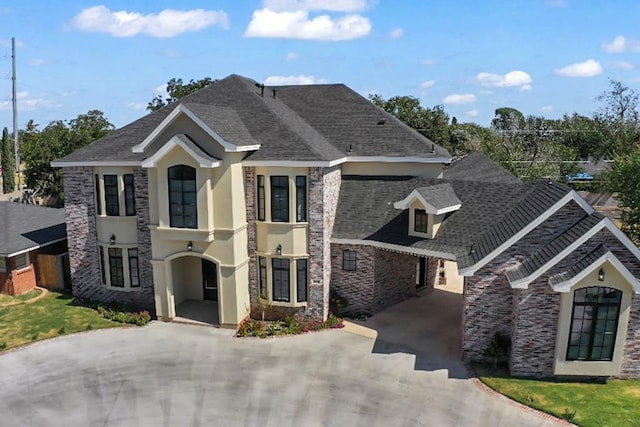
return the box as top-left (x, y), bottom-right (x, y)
top-left (394, 182), bottom-right (461, 239)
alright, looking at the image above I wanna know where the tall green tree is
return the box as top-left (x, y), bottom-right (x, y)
top-left (607, 148), bottom-right (640, 245)
top-left (594, 80), bottom-right (640, 158)
top-left (1, 127), bottom-right (15, 193)
top-left (369, 94), bottom-right (450, 147)
top-left (20, 110), bottom-right (114, 203)
top-left (147, 77), bottom-right (215, 112)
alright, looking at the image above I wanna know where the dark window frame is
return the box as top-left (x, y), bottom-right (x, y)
top-left (414, 209), bottom-right (428, 233)
top-left (128, 248), bottom-right (140, 288)
top-left (272, 258), bottom-right (290, 302)
top-left (104, 174), bottom-right (120, 216)
top-left (168, 165), bottom-right (198, 229)
top-left (108, 247), bottom-right (124, 287)
top-left (124, 174), bottom-right (136, 216)
top-left (296, 259), bottom-right (308, 302)
top-left (257, 175), bottom-right (265, 221)
top-left (270, 176), bottom-right (289, 222)
top-left (343, 250), bottom-right (357, 271)
top-left (95, 174), bottom-right (102, 215)
top-left (99, 247), bottom-right (106, 285)
top-left (295, 176), bottom-right (307, 222)
top-left (14, 253), bottom-right (29, 270)
top-left (259, 256), bottom-right (267, 299)
top-left (566, 286), bottom-right (622, 362)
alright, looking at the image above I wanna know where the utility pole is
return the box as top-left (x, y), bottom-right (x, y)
top-left (11, 36), bottom-right (19, 190)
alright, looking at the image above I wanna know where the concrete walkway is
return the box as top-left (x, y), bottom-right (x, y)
top-left (0, 319), bottom-right (562, 426)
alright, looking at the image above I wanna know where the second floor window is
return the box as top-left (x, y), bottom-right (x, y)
top-left (271, 176), bottom-right (289, 222)
top-left (168, 165), bottom-right (197, 229)
top-left (257, 175), bottom-right (265, 221)
top-left (104, 175), bottom-right (119, 216)
top-left (296, 176), bottom-right (307, 222)
top-left (415, 209), bottom-right (428, 233)
top-left (124, 174), bottom-right (135, 216)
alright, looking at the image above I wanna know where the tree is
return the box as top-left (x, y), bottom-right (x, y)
top-left (594, 80), bottom-right (640, 158)
top-left (1, 127), bottom-right (15, 193)
top-left (607, 148), bottom-right (640, 245)
top-left (147, 77), bottom-right (215, 112)
top-left (557, 113), bottom-right (604, 161)
top-left (20, 110), bottom-right (114, 203)
top-left (369, 94), bottom-right (450, 146)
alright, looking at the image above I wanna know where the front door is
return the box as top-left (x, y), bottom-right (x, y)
top-left (416, 257), bottom-right (427, 289)
top-left (202, 259), bottom-right (218, 301)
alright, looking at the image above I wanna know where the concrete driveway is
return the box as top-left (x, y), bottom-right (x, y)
top-left (0, 319), bottom-right (563, 427)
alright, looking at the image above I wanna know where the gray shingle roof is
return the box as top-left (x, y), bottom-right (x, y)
top-left (0, 202), bottom-right (67, 255)
top-left (548, 244), bottom-right (608, 287)
top-left (414, 183), bottom-right (462, 212)
top-left (57, 74), bottom-right (449, 164)
top-left (505, 213), bottom-right (605, 283)
top-left (173, 134), bottom-right (221, 163)
top-left (445, 151), bottom-right (520, 184)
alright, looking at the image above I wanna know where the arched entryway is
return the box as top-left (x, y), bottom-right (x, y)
top-left (170, 255), bottom-right (220, 325)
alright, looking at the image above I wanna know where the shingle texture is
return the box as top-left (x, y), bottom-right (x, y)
top-left (547, 244), bottom-right (608, 286)
top-left (57, 74), bottom-right (449, 164)
top-left (0, 202), bottom-right (66, 255)
top-left (415, 183), bottom-right (462, 212)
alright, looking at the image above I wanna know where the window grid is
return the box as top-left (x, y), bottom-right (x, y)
top-left (128, 248), bottom-right (140, 287)
top-left (414, 209), bottom-right (428, 233)
top-left (296, 176), bottom-right (307, 222)
top-left (257, 175), bottom-right (265, 221)
top-left (108, 247), bottom-right (124, 287)
top-left (567, 286), bottom-right (622, 361)
top-left (95, 174), bottom-right (102, 215)
top-left (168, 165), bottom-right (197, 229)
top-left (296, 259), bottom-right (308, 302)
top-left (104, 175), bottom-right (119, 216)
top-left (124, 174), bottom-right (135, 216)
top-left (343, 250), bottom-right (357, 271)
top-left (270, 176), bottom-right (289, 222)
top-left (272, 258), bottom-right (290, 302)
top-left (259, 257), bottom-right (267, 299)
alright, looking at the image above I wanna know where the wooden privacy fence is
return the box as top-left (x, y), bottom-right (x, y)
top-left (37, 253), bottom-right (70, 290)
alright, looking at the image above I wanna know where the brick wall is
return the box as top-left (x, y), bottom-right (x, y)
top-left (510, 280), bottom-right (561, 377)
top-left (373, 249), bottom-right (417, 312)
top-left (64, 167), bottom-right (153, 309)
top-left (133, 168), bottom-right (155, 309)
top-left (330, 243), bottom-right (376, 316)
top-left (0, 253), bottom-right (38, 295)
top-left (622, 294), bottom-right (640, 378)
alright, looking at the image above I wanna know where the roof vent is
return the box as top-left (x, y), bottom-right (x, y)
top-left (272, 88), bottom-right (277, 98)
top-left (431, 144), bottom-right (435, 154)
top-left (377, 119), bottom-right (386, 125)
top-left (255, 83), bottom-right (265, 96)
top-left (348, 144), bottom-right (353, 153)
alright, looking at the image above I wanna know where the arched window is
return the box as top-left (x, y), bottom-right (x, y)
top-left (567, 286), bottom-right (622, 361)
top-left (168, 165), bottom-right (197, 229)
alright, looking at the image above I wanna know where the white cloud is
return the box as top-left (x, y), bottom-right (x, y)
top-left (245, 8), bottom-right (371, 40)
top-left (609, 61), bottom-right (634, 69)
top-left (541, 105), bottom-right (554, 113)
top-left (477, 70), bottom-right (532, 89)
top-left (389, 28), bottom-right (403, 39)
top-left (601, 35), bottom-right (640, 54)
top-left (443, 94), bottom-right (476, 104)
top-left (520, 84), bottom-right (532, 92)
top-left (263, 0), bottom-right (369, 12)
top-left (285, 52), bottom-right (299, 61)
top-left (70, 5), bottom-right (229, 38)
top-left (466, 109), bottom-right (479, 118)
top-left (555, 59), bottom-right (603, 77)
top-left (264, 74), bottom-right (326, 85)
top-left (420, 80), bottom-right (435, 89)
top-left (28, 58), bottom-right (45, 66)
top-left (0, 91), bottom-right (60, 111)
top-left (127, 102), bottom-right (146, 110)
top-left (420, 58), bottom-right (436, 66)
top-left (153, 84), bottom-right (168, 98)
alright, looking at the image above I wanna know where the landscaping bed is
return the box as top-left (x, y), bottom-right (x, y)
top-left (237, 313), bottom-right (344, 338)
top-left (474, 364), bottom-right (640, 427)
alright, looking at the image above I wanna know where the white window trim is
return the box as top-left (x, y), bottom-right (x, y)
top-left (99, 245), bottom-right (141, 291)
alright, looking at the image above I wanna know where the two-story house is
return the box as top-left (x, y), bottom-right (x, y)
top-left (54, 74), bottom-right (640, 379)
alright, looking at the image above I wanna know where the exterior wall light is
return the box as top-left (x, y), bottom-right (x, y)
top-left (598, 268), bottom-right (605, 282)
top-left (276, 244), bottom-right (282, 256)
top-left (187, 241), bottom-right (193, 251)
top-left (109, 234), bottom-right (116, 245)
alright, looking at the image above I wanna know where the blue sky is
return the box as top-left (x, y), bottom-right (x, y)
top-left (1, 0), bottom-right (639, 130)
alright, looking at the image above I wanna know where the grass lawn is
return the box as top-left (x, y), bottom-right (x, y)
top-left (475, 364), bottom-right (640, 427)
top-left (0, 288), bottom-right (43, 305)
top-left (0, 291), bottom-right (125, 350)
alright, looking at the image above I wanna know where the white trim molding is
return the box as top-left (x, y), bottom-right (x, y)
top-left (459, 190), bottom-right (594, 276)
top-left (551, 252), bottom-right (640, 294)
top-left (243, 155), bottom-right (452, 168)
top-left (132, 104), bottom-right (261, 154)
top-left (51, 160), bottom-right (142, 168)
top-left (140, 135), bottom-right (221, 168)
top-left (331, 238), bottom-right (456, 260)
top-left (393, 189), bottom-right (462, 214)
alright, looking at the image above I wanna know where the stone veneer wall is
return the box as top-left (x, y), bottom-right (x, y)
top-left (373, 249), bottom-right (417, 313)
top-left (510, 280), bottom-right (561, 377)
top-left (622, 294), bottom-right (640, 378)
top-left (330, 243), bottom-right (376, 316)
top-left (244, 167), bottom-right (260, 315)
top-left (64, 167), bottom-right (153, 309)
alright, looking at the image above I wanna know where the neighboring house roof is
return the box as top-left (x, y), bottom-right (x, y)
top-left (0, 202), bottom-right (67, 256)
top-left (54, 74), bottom-right (450, 165)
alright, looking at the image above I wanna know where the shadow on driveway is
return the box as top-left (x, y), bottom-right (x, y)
top-left (347, 285), bottom-right (468, 378)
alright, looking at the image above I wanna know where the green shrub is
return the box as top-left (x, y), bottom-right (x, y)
top-left (0, 342), bottom-right (6, 350)
top-left (236, 313), bottom-right (344, 338)
top-left (561, 408), bottom-right (577, 422)
top-left (96, 305), bottom-right (151, 326)
top-left (57, 326), bottom-right (66, 335)
top-left (483, 331), bottom-right (511, 369)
